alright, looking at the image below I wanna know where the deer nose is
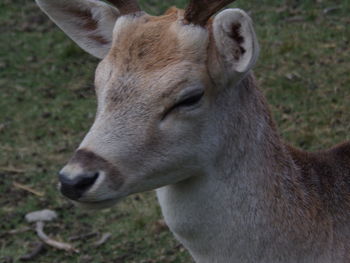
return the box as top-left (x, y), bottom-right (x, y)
top-left (58, 171), bottom-right (99, 200)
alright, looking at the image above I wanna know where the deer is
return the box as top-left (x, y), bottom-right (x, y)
top-left (35, 0), bottom-right (350, 262)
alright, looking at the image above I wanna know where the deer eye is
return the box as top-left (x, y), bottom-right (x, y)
top-left (162, 90), bottom-right (204, 120)
top-left (174, 91), bottom-right (204, 108)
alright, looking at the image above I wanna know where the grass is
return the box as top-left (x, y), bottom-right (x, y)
top-left (0, 0), bottom-right (349, 262)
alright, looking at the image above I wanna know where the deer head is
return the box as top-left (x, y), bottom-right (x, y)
top-left (36, 0), bottom-right (259, 208)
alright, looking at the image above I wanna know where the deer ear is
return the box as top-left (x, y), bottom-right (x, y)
top-left (36, 0), bottom-right (120, 59)
top-left (209, 9), bottom-right (259, 84)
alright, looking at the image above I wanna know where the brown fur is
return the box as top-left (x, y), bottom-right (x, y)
top-left (111, 11), bottom-right (183, 72)
top-left (272, 142), bottom-right (350, 260)
top-left (102, 8), bottom-right (209, 114)
top-left (231, 74), bottom-right (350, 261)
top-left (286, 143), bottom-right (350, 217)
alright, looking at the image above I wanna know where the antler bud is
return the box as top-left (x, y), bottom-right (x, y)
top-left (105, 0), bottom-right (141, 15)
top-left (184, 0), bottom-right (236, 26)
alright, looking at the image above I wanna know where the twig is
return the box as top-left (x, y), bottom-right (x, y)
top-left (13, 182), bottom-right (44, 197)
top-left (35, 222), bottom-right (79, 253)
top-left (19, 242), bottom-right (46, 261)
top-left (1, 167), bottom-right (26, 173)
top-left (323, 6), bottom-right (340, 15)
top-left (68, 231), bottom-right (98, 241)
top-left (0, 227), bottom-right (31, 239)
top-left (6, 226), bottom-right (31, 235)
top-left (285, 16), bottom-right (305, 22)
top-left (94, 233), bottom-right (112, 247)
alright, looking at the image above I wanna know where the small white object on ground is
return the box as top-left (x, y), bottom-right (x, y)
top-left (25, 209), bottom-right (57, 223)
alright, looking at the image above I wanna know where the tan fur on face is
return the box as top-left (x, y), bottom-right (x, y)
top-left (108, 8), bottom-right (208, 74)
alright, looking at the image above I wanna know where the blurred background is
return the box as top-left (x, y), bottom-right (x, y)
top-left (0, 0), bottom-right (349, 262)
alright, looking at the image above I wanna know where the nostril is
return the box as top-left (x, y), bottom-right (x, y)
top-left (58, 171), bottom-right (99, 200)
top-left (75, 172), bottom-right (99, 190)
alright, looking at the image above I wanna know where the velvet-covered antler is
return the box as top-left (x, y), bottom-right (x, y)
top-left (184, 0), bottom-right (237, 26)
top-left (105, 0), bottom-right (141, 15)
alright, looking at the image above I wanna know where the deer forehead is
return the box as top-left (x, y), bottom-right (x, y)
top-left (110, 9), bottom-right (209, 66)
top-left (95, 9), bottom-right (209, 111)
